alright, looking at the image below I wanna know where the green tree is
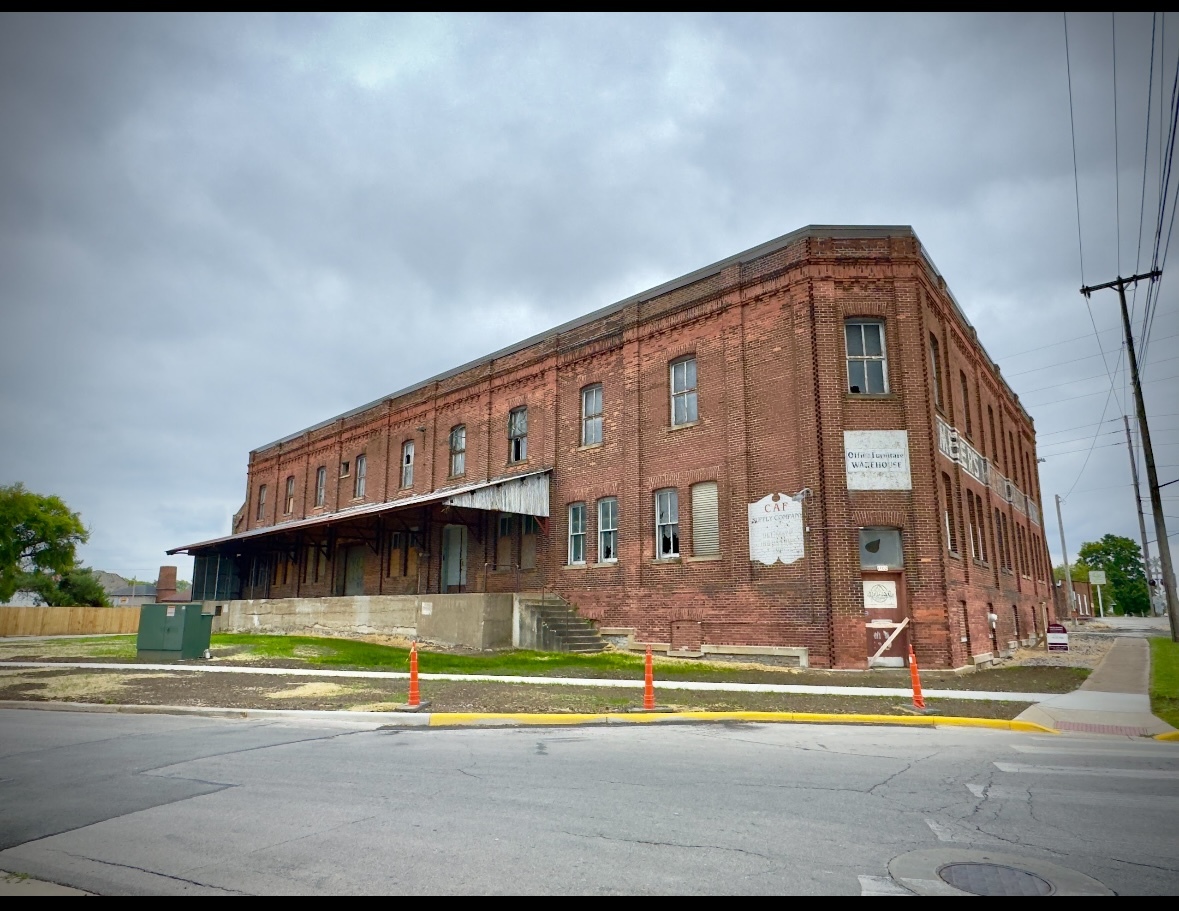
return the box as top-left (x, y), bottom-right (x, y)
top-left (1076, 534), bottom-right (1151, 616)
top-left (0, 483), bottom-right (88, 602)
top-left (1053, 563), bottom-right (1089, 583)
top-left (19, 567), bottom-right (110, 607)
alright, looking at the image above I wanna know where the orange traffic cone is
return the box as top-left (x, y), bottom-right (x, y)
top-left (644, 646), bottom-right (656, 710)
top-left (407, 641), bottom-right (421, 708)
top-left (908, 644), bottom-right (926, 710)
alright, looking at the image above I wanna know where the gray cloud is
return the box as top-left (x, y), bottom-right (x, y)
top-left (1, 12), bottom-right (1175, 582)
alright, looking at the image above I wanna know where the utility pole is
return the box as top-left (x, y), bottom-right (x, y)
top-left (1081, 271), bottom-right (1178, 641)
top-left (1056, 494), bottom-right (1077, 625)
top-left (1124, 415), bottom-right (1156, 613)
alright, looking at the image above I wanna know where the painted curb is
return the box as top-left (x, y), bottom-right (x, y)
top-left (1154, 730), bottom-right (1179, 742)
top-left (425, 711), bottom-right (1057, 733)
top-left (0, 701), bottom-right (1055, 733)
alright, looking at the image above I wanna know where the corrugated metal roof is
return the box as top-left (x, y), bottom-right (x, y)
top-left (167, 469), bottom-right (551, 555)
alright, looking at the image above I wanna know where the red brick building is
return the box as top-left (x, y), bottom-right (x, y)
top-left (171, 225), bottom-right (1056, 668)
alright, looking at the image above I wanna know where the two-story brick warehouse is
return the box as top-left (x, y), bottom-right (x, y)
top-left (170, 225), bottom-right (1057, 669)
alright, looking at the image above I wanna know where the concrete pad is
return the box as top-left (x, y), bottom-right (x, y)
top-left (1015, 636), bottom-right (1176, 737)
top-left (1080, 637), bottom-right (1150, 694)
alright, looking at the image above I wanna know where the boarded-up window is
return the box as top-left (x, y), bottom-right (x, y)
top-left (691, 481), bottom-right (720, 557)
top-left (497, 514), bottom-right (513, 569)
top-left (521, 515), bottom-right (538, 570)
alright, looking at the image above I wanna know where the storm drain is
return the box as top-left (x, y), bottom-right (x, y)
top-left (938, 862), bottom-right (1054, 896)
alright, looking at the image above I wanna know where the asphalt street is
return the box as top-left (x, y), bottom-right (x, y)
top-left (0, 708), bottom-right (1176, 894)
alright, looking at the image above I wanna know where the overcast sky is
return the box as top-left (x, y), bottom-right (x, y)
top-left (2, 12), bottom-right (1176, 586)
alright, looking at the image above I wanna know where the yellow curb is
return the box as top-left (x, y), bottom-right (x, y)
top-left (1154, 730), bottom-right (1179, 742)
top-left (426, 711), bottom-right (1057, 733)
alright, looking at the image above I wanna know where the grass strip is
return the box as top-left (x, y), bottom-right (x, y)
top-left (1150, 636), bottom-right (1179, 729)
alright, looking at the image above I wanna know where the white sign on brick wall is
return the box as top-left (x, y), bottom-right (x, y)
top-left (748, 493), bottom-right (805, 566)
top-left (844, 430), bottom-right (912, 490)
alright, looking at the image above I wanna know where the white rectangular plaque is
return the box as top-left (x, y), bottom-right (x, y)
top-left (844, 430), bottom-right (912, 490)
top-left (748, 494), bottom-right (805, 566)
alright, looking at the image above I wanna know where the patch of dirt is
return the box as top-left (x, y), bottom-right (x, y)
top-left (266, 682), bottom-right (365, 700)
top-left (0, 667), bottom-right (1030, 719)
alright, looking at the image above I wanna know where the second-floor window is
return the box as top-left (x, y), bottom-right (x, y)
top-left (450, 425), bottom-right (466, 477)
top-left (960, 372), bottom-right (973, 438)
top-left (670, 357), bottom-right (698, 426)
top-left (354, 454), bottom-right (366, 498)
top-left (284, 476), bottom-right (295, 515)
top-left (256, 484), bottom-right (267, 521)
top-left (845, 320), bottom-right (888, 394)
top-left (655, 488), bottom-right (680, 558)
top-left (568, 502), bottom-right (586, 564)
top-left (314, 466), bottom-right (326, 507)
top-left (598, 497), bottom-right (618, 562)
top-left (401, 440), bottom-right (414, 488)
top-left (930, 334), bottom-right (943, 409)
top-left (509, 407), bottom-right (527, 462)
top-left (582, 384), bottom-right (603, 446)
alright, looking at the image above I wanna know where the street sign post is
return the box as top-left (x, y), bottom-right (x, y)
top-left (1088, 570), bottom-right (1107, 618)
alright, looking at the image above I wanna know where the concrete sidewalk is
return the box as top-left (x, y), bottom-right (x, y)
top-left (0, 659), bottom-right (1050, 703)
top-left (1016, 637), bottom-right (1175, 736)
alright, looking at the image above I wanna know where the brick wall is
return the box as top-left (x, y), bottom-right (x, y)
top-left (216, 227), bottom-right (1052, 668)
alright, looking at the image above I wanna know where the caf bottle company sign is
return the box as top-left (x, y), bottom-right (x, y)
top-left (748, 493), bottom-right (805, 566)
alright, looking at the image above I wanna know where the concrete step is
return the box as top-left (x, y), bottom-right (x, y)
top-left (518, 595), bottom-right (609, 655)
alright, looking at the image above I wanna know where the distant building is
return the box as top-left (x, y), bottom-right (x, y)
top-left (171, 225), bottom-right (1055, 668)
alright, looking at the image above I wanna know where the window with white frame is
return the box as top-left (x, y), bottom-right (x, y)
top-left (354, 454), bottom-right (366, 498)
top-left (582, 379), bottom-right (608, 443)
top-left (655, 489), bottom-right (680, 558)
top-left (284, 476), bottom-right (295, 515)
top-left (691, 481), bottom-right (720, 557)
top-left (450, 425), bottom-right (466, 477)
top-left (670, 357), bottom-right (698, 426)
top-left (315, 466), bottom-right (326, 507)
top-left (845, 320), bottom-right (888, 394)
top-left (598, 497), bottom-right (618, 562)
top-left (568, 503), bottom-right (586, 564)
top-left (401, 440), bottom-right (414, 488)
top-left (256, 484), bottom-right (267, 521)
top-left (582, 384), bottom-right (603, 446)
top-left (508, 407), bottom-right (527, 462)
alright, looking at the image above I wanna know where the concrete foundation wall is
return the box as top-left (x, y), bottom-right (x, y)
top-left (207, 593), bottom-right (513, 650)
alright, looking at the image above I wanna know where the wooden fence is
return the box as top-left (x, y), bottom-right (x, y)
top-left (0, 606), bottom-right (140, 637)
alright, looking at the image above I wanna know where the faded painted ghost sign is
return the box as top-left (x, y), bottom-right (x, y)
top-left (844, 430), bottom-right (912, 490)
top-left (748, 493), bottom-right (804, 565)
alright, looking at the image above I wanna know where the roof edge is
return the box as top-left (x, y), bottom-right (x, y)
top-left (252, 224), bottom-right (918, 453)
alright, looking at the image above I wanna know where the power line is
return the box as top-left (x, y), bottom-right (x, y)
top-left (1016, 351), bottom-right (1179, 394)
top-left (993, 326), bottom-right (1121, 360)
top-left (1064, 12), bottom-right (1086, 284)
top-left (1112, 12), bottom-right (1122, 274)
top-left (1130, 12), bottom-right (1158, 324)
top-left (1024, 370), bottom-right (1178, 408)
top-left (1042, 440), bottom-right (1125, 459)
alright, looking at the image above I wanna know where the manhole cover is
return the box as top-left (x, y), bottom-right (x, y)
top-left (938, 862), bottom-right (1054, 896)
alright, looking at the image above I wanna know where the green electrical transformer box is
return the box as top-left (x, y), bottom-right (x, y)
top-left (136, 603), bottom-right (213, 661)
